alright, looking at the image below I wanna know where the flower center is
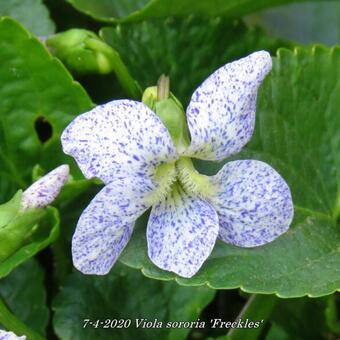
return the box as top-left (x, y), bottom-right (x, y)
top-left (149, 157), bottom-right (216, 206)
top-left (176, 157), bottom-right (216, 197)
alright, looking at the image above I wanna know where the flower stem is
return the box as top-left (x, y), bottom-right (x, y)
top-left (325, 294), bottom-right (340, 335)
top-left (227, 294), bottom-right (278, 340)
top-left (0, 296), bottom-right (45, 340)
top-left (107, 48), bottom-right (142, 99)
top-left (333, 195), bottom-right (340, 225)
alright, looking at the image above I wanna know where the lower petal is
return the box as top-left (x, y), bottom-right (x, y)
top-left (147, 185), bottom-right (219, 278)
top-left (72, 175), bottom-right (153, 274)
top-left (209, 160), bottom-right (294, 247)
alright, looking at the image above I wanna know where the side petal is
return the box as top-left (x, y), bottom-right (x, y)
top-left (147, 186), bottom-right (219, 278)
top-left (61, 100), bottom-right (178, 185)
top-left (72, 174), bottom-right (154, 275)
top-left (185, 51), bottom-right (272, 160)
top-left (209, 160), bottom-right (294, 247)
top-left (21, 165), bottom-right (69, 210)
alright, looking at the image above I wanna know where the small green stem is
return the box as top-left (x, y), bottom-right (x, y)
top-left (108, 49), bottom-right (142, 99)
top-left (325, 294), bottom-right (340, 335)
top-left (333, 195), bottom-right (340, 224)
top-left (227, 294), bottom-right (278, 340)
top-left (0, 296), bottom-right (45, 340)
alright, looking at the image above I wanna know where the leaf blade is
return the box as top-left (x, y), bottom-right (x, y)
top-left (120, 46), bottom-right (340, 298)
top-left (66, 0), bottom-right (331, 23)
top-left (0, 17), bottom-right (93, 201)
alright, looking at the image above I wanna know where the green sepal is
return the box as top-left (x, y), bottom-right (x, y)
top-left (0, 206), bottom-right (60, 279)
top-left (0, 190), bottom-right (22, 228)
top-left (155, 99), bottom-right (190, 152)
top-left (142, 86), bottom-right (190, 151)
top-left (32, 164), bottom-right (45, 182)
top-left (141, 85), bottom-right (157, 111)
top-left (0, 207), bottom-right (46, 262)
top-left (0, 190), bottom-right (57, 264)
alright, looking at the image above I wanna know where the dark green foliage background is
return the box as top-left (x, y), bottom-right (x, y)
top-left (0, 0), bottom-right (339, 339)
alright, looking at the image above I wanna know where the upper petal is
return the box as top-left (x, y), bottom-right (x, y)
top-left (61, 99), bottom-right (178, 185)
top-left (185, 51), bottom-right (272, 160)
top-left (147, 185), bottom-right (219, 278)
top-left (72, 173), bottom-right (154, 275)
top-left (209, 160), bottom-right (294, 247)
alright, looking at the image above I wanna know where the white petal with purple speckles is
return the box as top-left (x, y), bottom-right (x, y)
top-left (21, 165), bottom-right (69, 210)
top-left (209, 160), bottom-right (294, 247)
top-left (0, 330), bottom-right (26, 340)
top-left (147, 186), bottom-right (219, 278)
top-left (61, 100), bottom-right (178, 185)
top-left (72, 173), bottom-right (155, 275)
top-left (185, 51), bottom-right (272, 160)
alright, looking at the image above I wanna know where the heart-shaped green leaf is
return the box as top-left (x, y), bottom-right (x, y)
top-left (254, 1), bottom-right (340, 45)
top-left (0, 17), bottom-right (93, 202)
top-left (0, 0), bottom-right (55, 35)
top-left (53, 264), bottom-right (215, 340)
top-left (120, 46), bottom-right (340, 298)
top-left (0, 259), bottom-right (48, 335)
top-left (66, 0), bottom-right (328, 23)
top-left (266, 297), bottom-right (328, 339)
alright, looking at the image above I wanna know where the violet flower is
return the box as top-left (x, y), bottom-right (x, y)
top-left (61, 51), bottom-right (293, 278)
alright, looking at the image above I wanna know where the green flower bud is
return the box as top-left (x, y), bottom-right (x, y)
top-left (0, 191), bottom-right (46, 262)
top-left (142, 76), bottom-right (190, 152)
top-left (46, 29), bottom-right (116, 75)
top-left (0, 165), bottom-right (68, 262)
